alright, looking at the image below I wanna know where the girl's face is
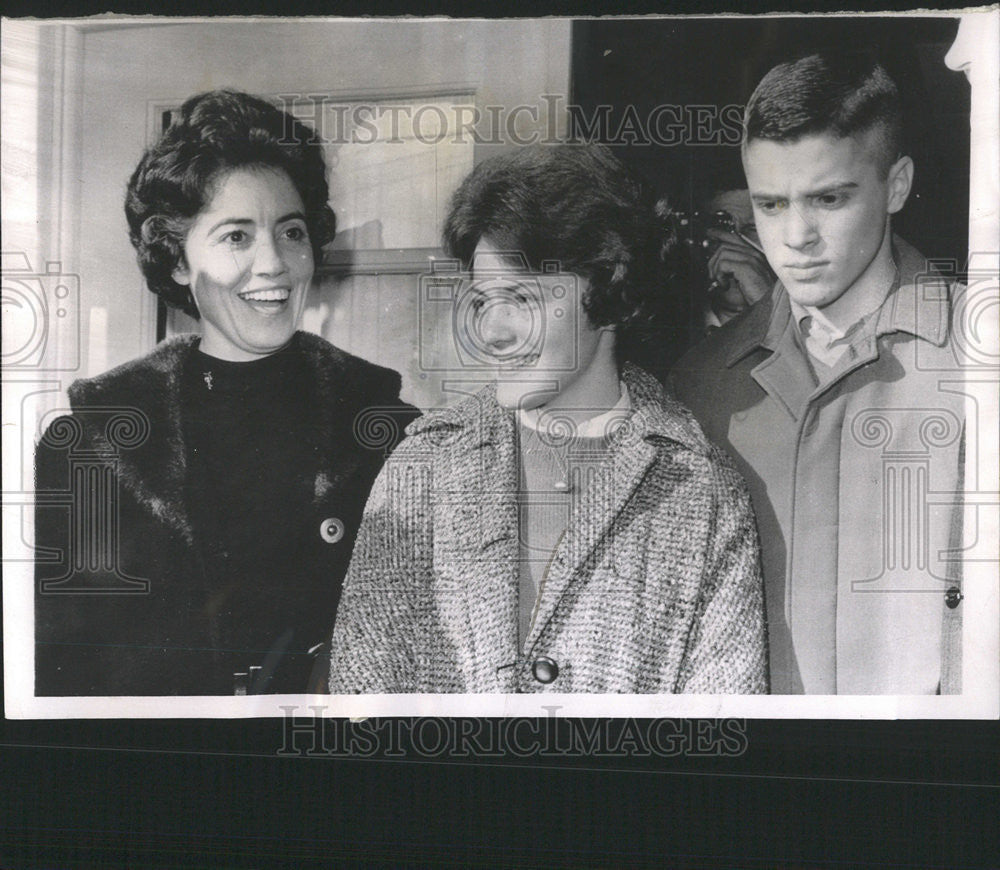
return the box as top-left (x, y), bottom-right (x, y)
top-left (173, 166), bottom-right (314, 361)
top-left (466, 238), bottom-right (615, 413)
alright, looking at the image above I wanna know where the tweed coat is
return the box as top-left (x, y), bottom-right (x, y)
top-left (34, 331), bottom-right (417, 696)
top-left (329, 364), bottom-right (767, 694)
top-left (670, 238), bottom-right (965, 694)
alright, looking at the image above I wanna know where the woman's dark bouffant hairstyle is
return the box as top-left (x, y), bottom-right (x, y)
top-left (443, 143), bottom-right (678, 336)
top-left (125, 89), bottom-right (336, 318)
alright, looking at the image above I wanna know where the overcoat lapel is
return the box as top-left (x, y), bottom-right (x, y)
top-left (747, 299), bottom-right (815, 422)
top-left (429, 392), bottom-right (520, 691)
top-left (523, 427), bottom-right (658, 656)
top-left (421, 369), bottom-right (711, 687)
top-left (520, 366), bottom-right (706, 656)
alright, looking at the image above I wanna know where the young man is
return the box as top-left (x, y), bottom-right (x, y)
top-left (671, 54), bottom-right (966, 694)
top-left (329, 143), bottom-right (767, 694)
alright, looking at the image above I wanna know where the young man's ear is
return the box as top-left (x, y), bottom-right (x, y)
top-left (886, 155), bottom-right (914, 215)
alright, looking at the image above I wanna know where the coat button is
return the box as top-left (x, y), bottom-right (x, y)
top-left (945, 586), bottom-right (963, 609)
top-left (320, 517), bottom-right (344, 544)
top-left (531, 656), bottom-right (559, 684)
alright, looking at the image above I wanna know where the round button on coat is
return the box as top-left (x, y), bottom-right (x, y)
top-left (531, 656), bottom-right (559, 684)
top-left (945, 586), bottom-right (963, 609)
top-left (320, 517), bottom-right (345, 544)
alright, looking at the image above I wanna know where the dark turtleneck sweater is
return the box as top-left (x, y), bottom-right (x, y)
top-left (180, 343), bottom-right (322, 693)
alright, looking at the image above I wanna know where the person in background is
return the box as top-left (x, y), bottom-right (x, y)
top-left (701, 187), bottom-right (776, 327)
top-left (671, 53), bottom-right (965, 694)
top-left (34, 90), bottom-right (417, 696)
top-left (329, 143), bottom-right (767, 694)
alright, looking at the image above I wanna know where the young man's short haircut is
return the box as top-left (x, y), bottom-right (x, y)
top-left (743, 52), bottom-right (904, 176)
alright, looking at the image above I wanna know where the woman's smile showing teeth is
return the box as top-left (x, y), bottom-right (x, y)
top-left (171, 167), bottom-right (315, 360)
top-left (239, 287), bottom-right (292, 313)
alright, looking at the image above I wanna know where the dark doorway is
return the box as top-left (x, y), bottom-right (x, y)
top-left (571, 17), bottom-right (970, 357)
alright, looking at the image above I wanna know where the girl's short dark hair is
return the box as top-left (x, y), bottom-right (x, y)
top-left (125, 90), bottom-right (336, 318)
top-left (443, 143), bottom-right (677, 333)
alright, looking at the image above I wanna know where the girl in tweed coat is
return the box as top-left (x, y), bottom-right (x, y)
top-left (330, 144), bottom-right (767, 693)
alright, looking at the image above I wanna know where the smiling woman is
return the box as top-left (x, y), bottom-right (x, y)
top-left (33, 90), bottom-right (418, 697)
top-left (171, 167), bottom-right (315, 361)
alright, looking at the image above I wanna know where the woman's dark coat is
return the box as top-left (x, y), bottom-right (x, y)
top-left (34, 331), bottom-right (417, 696)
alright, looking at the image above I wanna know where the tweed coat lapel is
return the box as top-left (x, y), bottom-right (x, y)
top-left (412, 369), bottom-right (712, 688)
top-left (522, 365), bottom-right (707, 657)
top-left (428, 391), bottom-right (521, 691)
top-left (523, 424), bottom-right (657, 657)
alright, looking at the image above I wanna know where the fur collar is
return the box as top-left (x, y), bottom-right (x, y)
top-left (69, 332), bottom-right (405, 544)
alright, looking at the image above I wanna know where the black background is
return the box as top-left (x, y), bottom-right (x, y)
top-left (3, 715), bottom-right (998, 866)
top-left (3, 2), bottom-right (997, 867)
top-left (571, 15), bottom-right (970, 369)
top-left (572, 16), bottom-right (969, 278)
